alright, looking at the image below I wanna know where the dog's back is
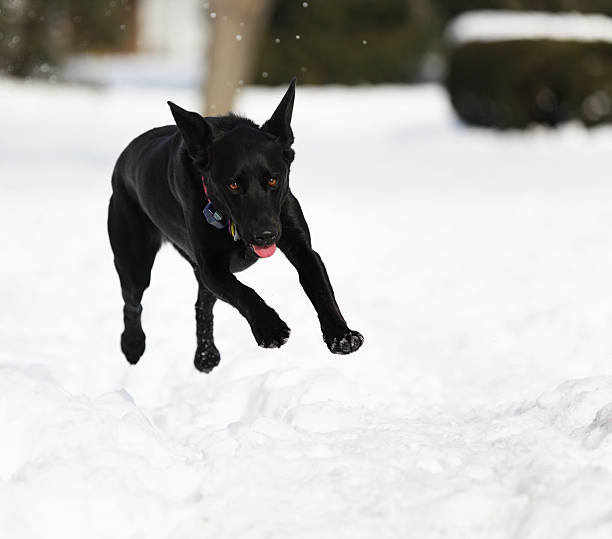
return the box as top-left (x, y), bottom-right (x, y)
top-left (112, 125), bottom-right (179, 206)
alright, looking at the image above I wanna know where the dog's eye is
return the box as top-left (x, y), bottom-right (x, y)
top-left (268, 178), bottom-right (278, 187)
top-left (228, 181), bottom-right (240, 192)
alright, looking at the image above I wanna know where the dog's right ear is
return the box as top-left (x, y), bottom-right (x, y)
top-left (261, 77), bottom-right (296, 147)
top-left (168, 101), bottom-right (216, 166)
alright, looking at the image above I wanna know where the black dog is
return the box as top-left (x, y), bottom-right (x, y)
top-left (107, 79), bottom-right (363, 372)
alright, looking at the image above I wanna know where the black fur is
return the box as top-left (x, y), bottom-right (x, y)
top-left (107, 79), bottom-right (363, 372)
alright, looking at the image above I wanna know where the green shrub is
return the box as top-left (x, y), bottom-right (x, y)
top-left (445, 40), bottom-right (612, 128)
top-left (254, 0), bottom-right (441, 85)
top-left (0, 0), bottom-right (61, 77)
top-left (68, 0), bottom-right (136, 53)
top-left (0, 0), bottom-right (136, 78)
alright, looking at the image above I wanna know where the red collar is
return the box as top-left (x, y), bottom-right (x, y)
top-left (201, 175), bottom-right (210, 199)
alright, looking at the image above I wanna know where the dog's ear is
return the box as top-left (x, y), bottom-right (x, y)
top-left (168, 101), bottom-right (217, 167)
top-left (261, 77), bottom-right (296, 147)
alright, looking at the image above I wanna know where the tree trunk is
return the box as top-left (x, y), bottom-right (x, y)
top-left (204, 0), bottom-right (273, 115)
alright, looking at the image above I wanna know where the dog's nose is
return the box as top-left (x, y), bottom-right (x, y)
top-left (255, 230), bottom-right (277, 244)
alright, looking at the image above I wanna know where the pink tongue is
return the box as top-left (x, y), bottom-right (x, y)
top-left (252, 243), bottom-right (277, 258)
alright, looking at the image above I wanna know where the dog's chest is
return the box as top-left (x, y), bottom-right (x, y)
top-left (228, 243), bottom-right (259, 273)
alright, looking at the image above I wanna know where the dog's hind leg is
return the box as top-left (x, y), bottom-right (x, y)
top-left (194, 281), bottom-right (220, 373)
top-left (108, 187), bottom-right (161, 365)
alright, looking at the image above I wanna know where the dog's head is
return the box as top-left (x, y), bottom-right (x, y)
top-left (168, 79), bottom-right (296, 258)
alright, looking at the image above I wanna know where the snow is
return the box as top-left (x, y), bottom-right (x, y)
top-left (446, 10), bottom-right (612, 45)
top-left (136, 0), bottom-right (208, 55)
top-left (62, 53), bottom-right (204, 88)
top-left (3, 79), bottom-right (612, 538)
top-left (63, 0), bottom-right (208, 89)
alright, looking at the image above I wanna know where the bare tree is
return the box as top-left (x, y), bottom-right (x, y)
top-left (204, 0), bottom-right (273, 115)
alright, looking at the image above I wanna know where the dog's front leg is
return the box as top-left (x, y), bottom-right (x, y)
top-left (186, 209), bottom-right (290, 349)
top-left (279, 194), bottom-right (363, 355)
top-left (197, 256), bottom-right (291, 349)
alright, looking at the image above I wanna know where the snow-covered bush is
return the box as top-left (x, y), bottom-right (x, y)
top-left (445, 11), bottom-right (612, 128)
top-left (438, 0), bottom-right (612, 19)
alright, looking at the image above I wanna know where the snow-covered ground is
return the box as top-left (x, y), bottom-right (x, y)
top-left (2, 79), bottom-right (612, 538)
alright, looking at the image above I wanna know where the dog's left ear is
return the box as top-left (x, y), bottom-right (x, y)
top-left (168, 101), bottom-right (218, 167)
top-left (261, 77), bottom-right (296, 150)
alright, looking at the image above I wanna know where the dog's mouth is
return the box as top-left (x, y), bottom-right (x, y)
top-left (251, 243), bottom-right (277, 258)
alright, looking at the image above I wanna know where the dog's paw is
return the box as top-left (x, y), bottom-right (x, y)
top-left (251, 315), bottom-right (291, 349)
top-left (121, 329), bottom-right (145, 365)
top-left (194, 343), bottom-right (221, 373)
top-left (324, 329), bottom-right (364, 355)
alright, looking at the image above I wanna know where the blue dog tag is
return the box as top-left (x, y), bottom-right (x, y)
top-left (203, 202), bottom-right (226, 229)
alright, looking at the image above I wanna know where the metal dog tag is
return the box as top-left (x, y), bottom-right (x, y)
top-left (203, 202), bottom-right (226, 229)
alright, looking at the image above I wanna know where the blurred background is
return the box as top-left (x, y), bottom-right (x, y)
top-left (2, 0), bottom-right (612, 126)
